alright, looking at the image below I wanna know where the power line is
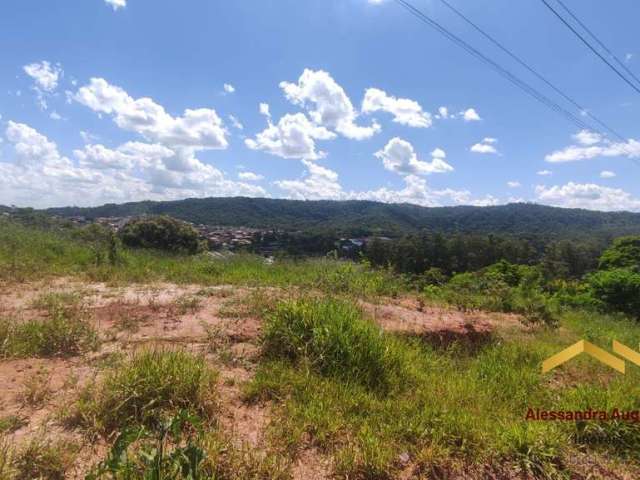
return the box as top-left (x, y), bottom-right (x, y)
top-left (435, 0), bottom-right (627, 143)
top-left (540, 0), bottom-right (640, 96)
top-left (554, 0), bottom-right (640, 90)
top-left (548, 0), bottom-right (640, 168)
top-left (392, 0), bottom-right (600, 136)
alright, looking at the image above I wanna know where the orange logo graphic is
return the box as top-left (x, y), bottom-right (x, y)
top-left (542, 340), bottom-right (640, 374)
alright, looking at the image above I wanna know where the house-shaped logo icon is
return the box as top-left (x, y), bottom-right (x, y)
top-left (542, 340), bottom-right (640, 374)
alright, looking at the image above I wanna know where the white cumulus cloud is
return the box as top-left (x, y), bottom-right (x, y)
top-left (462, 108), bottom-right (481, 122)
top-left (361, 88), bottom-right (432, 128)
top-left (470, 137), bottom-right (498, 154)
top-left (274, 161), bottom-right (487, 207)
top-left (228, 115), bottom-right (244, 130)
top-left (280, 69), bottom-right (380, 140)
top-left (275, 159), bottom-right (343, 200)
top-left (545, 131), bottom-right (640, 163)
top-left (245, 112), bottom-right (336, 160)
top-left (238, 171), bottom-right (264, 181)
top-left (24, 61), bottom-right (62, 92)
top-left (375, 137), bottom-right (453, 176)
top-left (573, 130), bottom-right (602, 146)
top-left (2, 120), bottom-right (265, 208)
top-left (536, 182), bottom-right (640, 211)
top-left (74, 78), bottom-right (229, 151)
top-left (105, 0), bottom-right (126, 10)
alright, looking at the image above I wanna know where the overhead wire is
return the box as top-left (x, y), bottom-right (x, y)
top-left (392, 0), bottom-right (601, 135)
top-left (391, 0), bottom-right (638, 167)
top-left (435, 0), bottom-right (627, 143)
top-left (554, 0), bottom-right (640, 89)
top-left (540, 0), bottom-right (640, 96)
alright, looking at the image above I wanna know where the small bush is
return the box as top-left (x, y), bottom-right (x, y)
top-left (549, 280), bottom-right (604, 311)
top-left (315, 261), bottom-right (404, 297)
top-left (0, 415), bottom-right (27, 434)
top-left (74, 349), bottom-right (218, 434)
top-left (262, 297), bottom-right (410, 394)
top-left (0, 437), bottom-right (15, 480)
top-left (12, 437), bottom-right (78, 480)
top-left (423, 262), bottom-right (556, 326)
top-left (175, 294), bottom-right (202, 315)
top-left (88, 411), bottom-right (290, 480)
top-left (120, 216), bottom-right (201, 254)
top-left (31, 290), bottom-right (83, 311)
top-left (19, 371), bottom-right (52, 408)
top-left (598, 236), bottom-right (640, 271)
top-left (0, 312), bottom-right (98, 358)
top-left (587, 268), bottom-right (640, 318)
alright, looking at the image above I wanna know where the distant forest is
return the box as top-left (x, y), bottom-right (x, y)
top-left (37, 197), bottom-right (640, 239)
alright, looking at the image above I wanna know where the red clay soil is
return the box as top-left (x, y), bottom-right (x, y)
top-left (360, 299), bottom-right (522, 349)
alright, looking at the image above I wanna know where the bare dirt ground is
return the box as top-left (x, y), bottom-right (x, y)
top-left (1, 280), bottom-right (636, 479)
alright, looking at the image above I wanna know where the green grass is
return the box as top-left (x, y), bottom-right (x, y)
top-left (87, 411), bottom-right (291, 480)
top-left (0, 219), bottom-right (403, 297)
top-left (71, 348), bottom-right (218, 434)
top-left (0, 415), bottom-right (26, 434)
top-left (247, 297), bottom-right (640, 478)
top-left (0, 312), bottom-right (98, 359)
top-left (1, 288), bottom-right (98, 358)
top-left (9, 437), bottom-right (79, 480)
top-left (5, 218), bottom-right (640, 477)
top-left (19, 371), bottom-right (52, 408)
top-left (261, 297), bottom-right (413, 395)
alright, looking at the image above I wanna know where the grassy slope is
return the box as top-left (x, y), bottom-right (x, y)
top-left (2, 220), bottom-right (640, 478)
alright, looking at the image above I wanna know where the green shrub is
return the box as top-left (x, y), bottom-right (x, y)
top-left (73, 224), bottom-right (121, 266)
top-left (0, 415), bottom-right (27, 434)
top-left (549, 280), bottom-right (604, 311)
top-left (262, 297), bottom-right (410, 394)
top-left (0, 306), bottom-right (98, 358)
top-left (88, 410), bottom-right (290, 480)
top-left (315, 261), bottom-right (403, 297)
top-left (74, 349), bottom-right (218, 433)
top-left (587, 268), bottom-right (640, 318)
top-left (598, 236), bottom-right (640, 271)
top-left (119, 216), bottom-right (201, 254)
top-left (12, 437), bottom-right (79, 480)
top-left (422, 262), bottom-right (555, 326)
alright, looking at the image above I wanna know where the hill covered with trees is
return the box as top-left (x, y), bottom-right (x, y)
top-left (42, 197), bottom-right (640, 238)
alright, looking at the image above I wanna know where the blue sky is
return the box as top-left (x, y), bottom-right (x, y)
top-left (1, 0), bottom-right (639, 210)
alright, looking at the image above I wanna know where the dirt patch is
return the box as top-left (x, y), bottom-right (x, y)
top-left (361, 300), bottom-right (524, 351)
top-left (290, 448), bottom-right (332, 480)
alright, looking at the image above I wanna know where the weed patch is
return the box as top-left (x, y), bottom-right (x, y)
top-left (11, 437), bottom-right (79, 480)
top-left (0, 415), bottom-right (27, 434)
top-left (71, 348), bottom-right (218, 434)
top-left (262, 297), bottom-right (412, 394)
top-left (0, 312), bottom-right (98, 358)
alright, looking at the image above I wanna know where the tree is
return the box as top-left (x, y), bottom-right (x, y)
top-left (598, 236), bottom-right (640, 271)
top-left (588, 268), bottom-right (640, 318)
top-left (75, 224), bottom-right (120, 266)
top-left (119, 216), bottom-right (201, 254)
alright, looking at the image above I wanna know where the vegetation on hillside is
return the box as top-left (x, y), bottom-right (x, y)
top-left (119, 215), bottom-right (202, 254)
top-left (39, 197), bottom-right (640, 238)
top-left (1, 215), bottom-right (640, 478)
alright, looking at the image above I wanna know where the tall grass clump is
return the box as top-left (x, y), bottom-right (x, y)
top-left (262, 297), bottom-right (411, 394)
top-left (73, 348), bottom-right (218, 434)
top-left (0, 219), bottom-right (93, 282)
top-left (87, 410), bottom-right (290, 480)
top-left (0, 304), bottom-right (98, 358)
top-left (10, 437), bottom-right (79, 480)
